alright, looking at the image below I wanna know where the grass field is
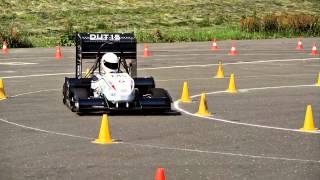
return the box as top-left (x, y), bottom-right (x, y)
top-left (1, 0), bottom-right (320, 47)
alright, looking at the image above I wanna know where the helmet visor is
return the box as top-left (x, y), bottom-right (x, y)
top-left (104, 62), bottom-right (118, 70)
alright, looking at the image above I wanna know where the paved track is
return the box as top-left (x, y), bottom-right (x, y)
top-left (0, 38), bottom-right (319, 180)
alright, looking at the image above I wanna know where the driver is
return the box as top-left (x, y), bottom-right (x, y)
top-left (100, 52), bottom-right (119, 73)
top-left (91, 53), bottom-right (119, 97)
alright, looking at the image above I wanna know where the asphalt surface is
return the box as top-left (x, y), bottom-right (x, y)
top-left (0, 38), bottom-right (320, 180)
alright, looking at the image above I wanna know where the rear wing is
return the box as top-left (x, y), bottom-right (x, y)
top-left (75, 32), bottom-right (137, 78)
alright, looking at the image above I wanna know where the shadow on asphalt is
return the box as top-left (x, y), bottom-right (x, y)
top-left (77, 110), bottom-right (181, 116)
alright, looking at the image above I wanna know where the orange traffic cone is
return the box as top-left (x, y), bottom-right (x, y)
top-left (55, 46), bottom-right (63, 59)
top-left (211, 38), bottom-right (219, 50)
top-left (143, 44), bottom-right (151, 57)
top-left (296, 38), bottom-right (304, 50)
top-left (229, 42), bottom-right (238, 56)
top-left (311, 43), bottom-right (318, 56)
top-left (155, 168), bottom-right (166, 180)
top-left (2, 41), bottom-right (8, 54)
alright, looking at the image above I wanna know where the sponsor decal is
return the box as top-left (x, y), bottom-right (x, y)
top-left (89, 34), bottom-right (121, 41)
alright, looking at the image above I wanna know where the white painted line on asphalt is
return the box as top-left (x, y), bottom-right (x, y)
top-left (10, 89), bottom-right (60, 98)
top-left (0, 50), bottom-right (302, 60)
top-left (123, 142), bottom-right (320, 164)
top-left (1, 88), bottom-right (319, 163)
top-left (139, 53), bottom-right (286, 57)
top-left (258, 63), bottom-right (307, 66)
top-left (158, 77), bottom-right (213, 82)
top-left (0, 112), bottom-right (319, 163)
top-left (0, 62), bottom-right (38, 65)
top-left (1, 72), bottom-right (73, 79)
top-left (174, 84), bottom-right (320, 134)
top-left (0, 71), bottom-right (16, 73)
top-left (2, 57), bottom-right (318, 79)
top-left (0, 118), bottom-right (91, 140)
top-left (0, 57), bottom-right (49, 60)
top-left (236, 73), bottom-right (319, 79)
top-left (0, 56), bottom-right (73, 61)
top-left (305, 64), bottom-right (320, 67)
top-left (139, 49), bottom-right (308, 52)
top-left (157, 73), bottom-right (318, 82)
top-left (140, 57), bottom-right (320, 70)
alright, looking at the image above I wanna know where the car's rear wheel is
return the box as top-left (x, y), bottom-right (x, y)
top-left (62, 82), bottom-right (67, 104)
top-left (150, 88), bottom-right (169, 98)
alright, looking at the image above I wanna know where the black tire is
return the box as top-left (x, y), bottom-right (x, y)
top-left (73, 88), bottom-right (89, 99)
top-left (63, 81), bottom-right (77, 112)
top-left (150, 88), bottom-right (170, 99)
top-left (134, 77), bottom-right (155, 95)
top-left (148, 88), bottom-right (172, 111)
top-left (62, 82), bottom-right (67, 104)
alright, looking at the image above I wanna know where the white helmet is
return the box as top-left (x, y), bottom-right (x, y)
top-left (101, 53), bottom-right (119, 73)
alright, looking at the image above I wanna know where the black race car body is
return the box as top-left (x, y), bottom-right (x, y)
top-left (62, 32), bottom-right (172, 113)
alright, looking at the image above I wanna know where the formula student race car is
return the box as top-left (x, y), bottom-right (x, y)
top-left (62, 32), bottom-right (172, 113)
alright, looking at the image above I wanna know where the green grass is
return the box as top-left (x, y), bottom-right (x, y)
top-left (1, 0), bottom-right (320, 47)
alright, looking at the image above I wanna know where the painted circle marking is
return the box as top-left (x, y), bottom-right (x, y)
top-left (0, 52), bottom-right (319, 163)
top-left (174, 84), bottom-right (320, 134)
top-left (0, 89), bottom-right (319, 163)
